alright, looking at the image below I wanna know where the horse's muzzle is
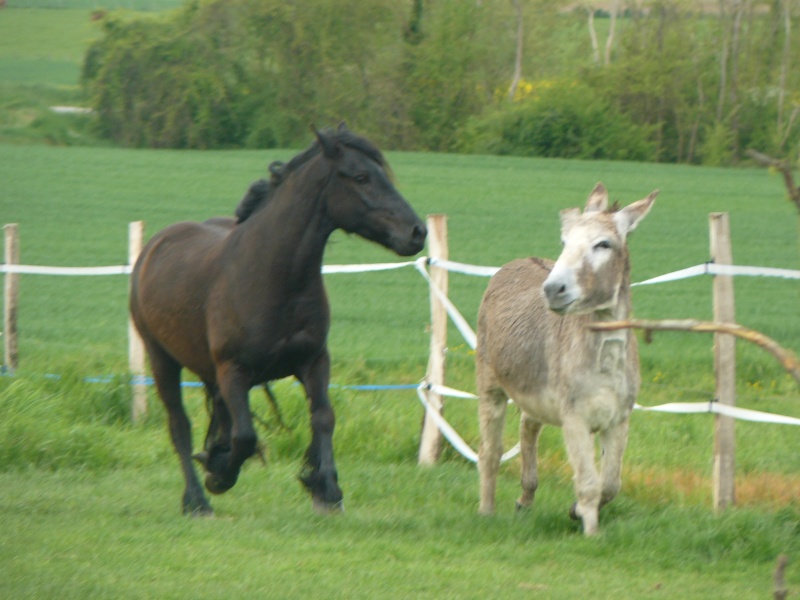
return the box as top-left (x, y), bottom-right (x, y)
top-left (395, 222), bottom-right (427, 256)
top-left (204, 472), bottom-right (238, 495)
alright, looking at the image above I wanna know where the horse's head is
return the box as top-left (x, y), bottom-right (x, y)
top-left (543, 183), bottom-right (658, 315)
top-left (315, 124), bottom-right (427, 256)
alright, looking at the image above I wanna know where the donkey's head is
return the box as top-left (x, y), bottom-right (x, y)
top-left (543, 183), bottom-right (658, 315)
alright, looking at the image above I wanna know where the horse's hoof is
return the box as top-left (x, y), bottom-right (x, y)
top-left (182, 496), bottom-right (214, 517)
top-left (184, 504), bottom-right (214, 518)
top-left (204, 472), bottom-right (237, 495)
top-left (313, 497), bottom-right (344, 515)
top-left (192, 451), bottom-right (210, 467)
top-left (569, 502), bottom-right (580, 521)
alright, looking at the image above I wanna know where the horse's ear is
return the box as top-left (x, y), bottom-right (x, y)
top-left (337, 121), bottom-right (347, 132)
top-left (584, 182), bottom-right (608, 213)
top-left (312, 125), bottom-right (341, 159)
top-left (614, 190), bottom-right (658, 236)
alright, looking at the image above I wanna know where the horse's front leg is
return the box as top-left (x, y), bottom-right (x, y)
top-left (193, 385), bottom-right (232, 475)
top-left (298, 351), bottom-right (343, 512)
top-left (203, 362), bottom-right (257, 495)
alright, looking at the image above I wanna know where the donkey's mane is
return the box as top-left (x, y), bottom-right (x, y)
top-left (235, 128), bottom-right (389, 224)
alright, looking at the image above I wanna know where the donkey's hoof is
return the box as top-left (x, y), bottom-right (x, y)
top-left (313, 497), bottom-right (344, 515)
top-left (515, 500), bottom-right (531, 513)
top-left (569, 502), bottom-right (580, 521)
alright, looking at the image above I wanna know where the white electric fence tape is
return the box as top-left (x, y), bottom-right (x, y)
top-left (420, 382), bottom-right (800, 465)
top-left (2, 253), bottom-right (798, 462)
top-left (414, 258), bottom-right (800, 461)
top-left (414, 257), bottom-right (479, 350)
top-left (0, 264), bottom-right (132, 275)
top-left (322, 261), bottom-right (416, 274)
top-left (633, 401), bottom-right (800, 425)
top-left (416, 382), bottom-right (520, 464)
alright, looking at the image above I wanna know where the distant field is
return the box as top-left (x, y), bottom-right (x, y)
top-left (7, 0), bottom-right (180, 9)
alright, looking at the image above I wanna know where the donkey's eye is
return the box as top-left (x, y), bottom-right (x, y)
top-left (594, 240), bottom-right (612, 250)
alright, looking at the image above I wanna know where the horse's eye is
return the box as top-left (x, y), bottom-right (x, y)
top-left (353, 173), bottom-right (369, 184)
top-left (594, 240), bottom-right (612, 250)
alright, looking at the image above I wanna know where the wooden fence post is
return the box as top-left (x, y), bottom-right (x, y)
top-left (418, 214), bottom-right (448, 465)
top-left (128, 221), bottom-right (147, 423)
top-left (3, 224), bottom-right (19, 372)
top-left (710, 212), bottom-right (736, 511)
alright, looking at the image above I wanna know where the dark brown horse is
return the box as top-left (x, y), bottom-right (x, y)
top-left (130, 125), bottom-right (427, 515)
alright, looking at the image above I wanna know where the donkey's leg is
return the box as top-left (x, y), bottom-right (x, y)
top-left (477, 386), bottom-right (508, 515)
top-left (148, 344), bottom-right (212, 516)
top-left (516, 413), bottom-right (543, 511)
top-left (204, 361), bottom-right (257, 495)
top-left (298, 350), bottom-right (343, 512)
top-left (598, 418), bottom-right (630, 509)
top-left (562, 417), bottom-right (602, 536)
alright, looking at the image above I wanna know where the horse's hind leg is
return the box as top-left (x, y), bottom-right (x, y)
top-left (148, 343), bottom-right (212, 516)
top-left (516, 413), bottom-right (543, 511)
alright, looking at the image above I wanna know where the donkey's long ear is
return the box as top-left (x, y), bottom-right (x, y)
top-left (614, 190), bottom-right (659, 236)
top-left (559, 207), bottom-right (582, 236)
top-left (312, 125), bottom-right (341, 159)
top-left (584, 182), bottom-right (608, 213)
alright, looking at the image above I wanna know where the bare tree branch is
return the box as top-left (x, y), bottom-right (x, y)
top-left (588, 319), bottom-right (800, 385)
top-left (604, 0), bottom-right (620, 66)
top-left (745, 148), bottom-right (800, 213)
top-left (585, 4), bottom-right (600, 65)
top-left (507, 0), bottom-right (524, 101)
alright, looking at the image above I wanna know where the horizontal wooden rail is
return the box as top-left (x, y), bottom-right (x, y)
top-left (589, 319), bottom-right (800, 386)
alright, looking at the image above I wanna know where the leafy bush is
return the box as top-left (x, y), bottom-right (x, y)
top-left (82, 5), bottom-right (247, 148)
top-left (459, 80), bottom-right (655, 161)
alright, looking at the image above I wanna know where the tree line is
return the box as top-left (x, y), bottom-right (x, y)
top-left (81, 0), bottom-right (800, 166)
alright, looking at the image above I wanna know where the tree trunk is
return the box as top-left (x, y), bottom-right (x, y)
top-left (777, 0), bottom-right (791, 148)
top-left (716, 0), bottom-right (729, 122)
top-left (604, 0), bottom-right (620, 65)
top-left (507, 0), bottom-right (524, 100)
top-left (586, 6), bottom-right (600, 65)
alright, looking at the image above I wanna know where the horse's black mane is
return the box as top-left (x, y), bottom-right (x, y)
top-left (235, 127), bottom-right (388, 224)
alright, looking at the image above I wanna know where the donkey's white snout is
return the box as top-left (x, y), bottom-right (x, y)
top-left (542, 274), bottom-right (575, 313)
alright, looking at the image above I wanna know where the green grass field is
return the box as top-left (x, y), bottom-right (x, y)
top-left (1, 3), bottom-right (799, 599)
